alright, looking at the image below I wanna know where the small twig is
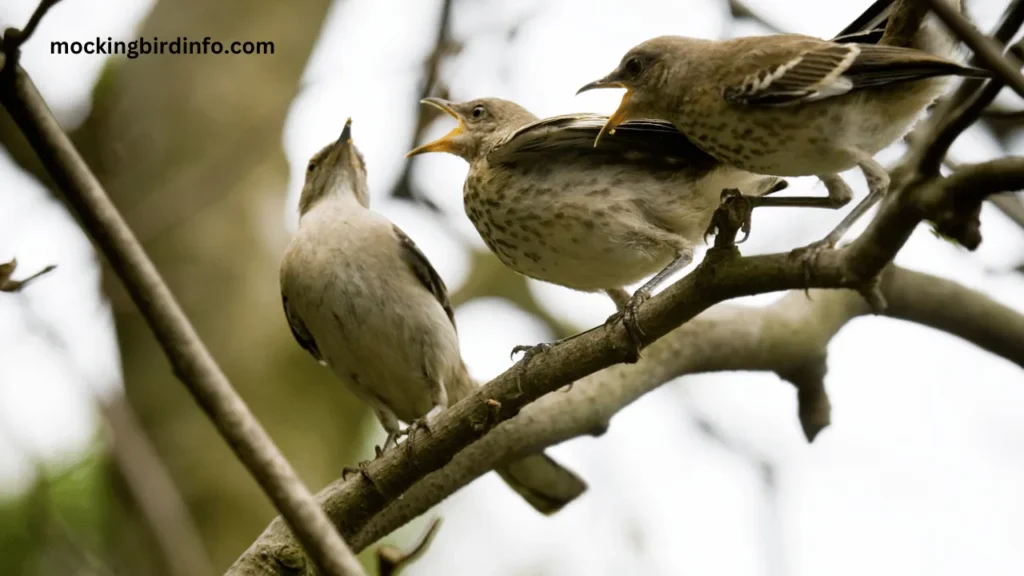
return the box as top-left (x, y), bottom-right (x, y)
top-left (990, 193), bottom-right (1024, 229)
top-left (776, 357), bottom-right (831, 442)
top-left (392, 0), bottom-right (458, 210)
top-left (376, 518), bottom-right (443, 576)
top-left (0, 258), bottom-right (56, 292)
top-left (924, 0), bottom-right (1024, 99)
top-left (726, 0), bottom-right (785, 34)
top-left (0, 0), bottom-right (62, 65)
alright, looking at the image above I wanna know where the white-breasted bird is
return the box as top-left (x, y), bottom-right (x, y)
top-left (280, 119), bottom-right (586, 514)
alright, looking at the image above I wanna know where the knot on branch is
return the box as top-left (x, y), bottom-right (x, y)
top-left (264, 544), bottom-right (308, 575)
top-left (377, 518), bottom-right (442, 576)
top-left (777, 356), bottom-right (831, 442)
top-left (931, 202), bottom-right (983, 251)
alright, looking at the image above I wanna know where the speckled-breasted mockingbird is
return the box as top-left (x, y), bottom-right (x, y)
top-left (578, 0), bottom-right (983, 259)
top-left (406, 99), bottom-right (784, 353)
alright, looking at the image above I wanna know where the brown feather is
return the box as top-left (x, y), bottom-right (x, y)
top-left (393, 224), bottom-right (456, 329)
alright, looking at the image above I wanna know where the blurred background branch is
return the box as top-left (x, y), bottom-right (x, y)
top-left (0, 258), bottom-right (54, 293)
top-left (1, 2), bottom-right (365, 574)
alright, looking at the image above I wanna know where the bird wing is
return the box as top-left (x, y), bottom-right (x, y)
top-left (282, 293), bottom-right (323, 363)
top-left (393, 224), bottom-right (456, 330)
top-left (723, 42), bottom-right (985, 107)
top-left (487, 113), bottom-right (718, 170)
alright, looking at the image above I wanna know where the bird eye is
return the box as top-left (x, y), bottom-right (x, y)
top-left (306, 161), bottom-right (315, 173)
top-left (624, 57), bottom-right (643, 78)
top-left (471, 105), bottom-right (485, 118)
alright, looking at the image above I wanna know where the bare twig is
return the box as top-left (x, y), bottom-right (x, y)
top-left (0, 258), bottom-right (56, 292)
top-left (0, 0), bottom-right (62, 63)
top-left (990, 193), bottom-right (1024, 229)
top-left (392, 0), bottom-right (458, 209)
top-left (102, 398), bottom-right (216, 576)
top-left (0, 8), bottom-right (364, 576)
top-left (726, 0), bottom-right (785, 34)
top-left (376, 518), bottom-right (443, 576)
top-left (924, 0), bottom-right (1024, 98)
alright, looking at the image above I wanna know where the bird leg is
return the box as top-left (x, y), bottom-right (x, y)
top-left (403, 384), bottom-right (447, 446)
top-left (747, 172), bottom-right (854, 210)
top-left (605, 250), bottom-right (693, 362)
top-left (510, 289), bottom-right (629, 394)
top-left (604, 287), bottom-right (632, 310)
top-left (791, 154), bottom-right (889, 277)
top-left (369, 407), bottom-right (403, 457)
top-left (508, 284), bottom-right (641, 391)
top-left (705, 177), bottom-right (855, 246)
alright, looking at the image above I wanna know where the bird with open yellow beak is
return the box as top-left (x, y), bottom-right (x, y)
top-left (407, 96), bottom-right (786, 357)
top-left (578, 0), bottom-right (982, 263)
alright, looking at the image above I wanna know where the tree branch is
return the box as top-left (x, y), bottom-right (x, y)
top-left (233, 265), bottom-right (1024, 564)
top-left (923, 0), bottom-right (1024, 99)
top-left (0, 25), bottom-right (365, 576)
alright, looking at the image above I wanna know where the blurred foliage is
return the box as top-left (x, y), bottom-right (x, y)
top-left (0, 447), bottom-right (112, 576)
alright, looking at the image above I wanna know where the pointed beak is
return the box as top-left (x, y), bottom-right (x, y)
top-left (576, 76), bottom-right (625, 96)
top-left (406, 98), bottom-right (465, 157)
top-left (332, 117), bottom-right (354, 151)
top-left (339, 117), bottom-right (353, 143)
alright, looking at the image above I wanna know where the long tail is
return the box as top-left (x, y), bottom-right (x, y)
top-left (448, 363), bottom-right (587, 515)
top-left (832, 0), bottom-right (963, 59)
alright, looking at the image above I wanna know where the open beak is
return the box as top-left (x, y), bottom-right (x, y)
top-left (406, 97), bottom-right (464, 157)
top-left (577, 76), bottom-right (634, 148)
top-left (594, 89), bottom-right (634, 147)
top-left (576, 76), bottom-right (624, 96)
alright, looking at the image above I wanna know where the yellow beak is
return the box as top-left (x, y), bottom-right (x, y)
top-left (406, 97), bottom-right (465, 157)
top-left (594, 88), bottom-right (633, 148)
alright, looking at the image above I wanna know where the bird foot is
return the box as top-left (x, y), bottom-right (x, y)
top-left (789, 238), bottom-right (833, 294)
top-left (342, 460), bottom-right (385, 496)
top-left (704, 188), bottom-right (753, 247)
top-left (403, 406), bottom-right (442, 443)
top-left (604, 290), bottom-right (648, 362)
top-left (510, 341), bottom-right (554, 397)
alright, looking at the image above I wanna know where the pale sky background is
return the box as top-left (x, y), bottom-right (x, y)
top-left (2, 0), bottom-right (1024, 575)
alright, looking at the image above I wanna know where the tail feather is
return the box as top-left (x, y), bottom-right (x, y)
top-left (497, 453), bottom-right (587, 515)
top-left (746, 175), bottom-right (789, 199)
top-left (448, 363), bottom-right (587, 514)
top-left (831, 0), bottom-right (964, 60)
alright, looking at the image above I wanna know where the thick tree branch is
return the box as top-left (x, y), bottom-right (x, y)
top-left (234, 265), bottom-right (1024, 565)
top-left (0, 43), bottom-right (365, 576)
